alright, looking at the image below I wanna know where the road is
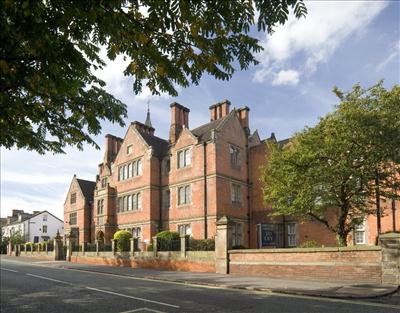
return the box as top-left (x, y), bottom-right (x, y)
top-left (1, 258), bottom-right (399, 313)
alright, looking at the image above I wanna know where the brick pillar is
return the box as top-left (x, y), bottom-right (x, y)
top-left (7, 242), bottom-right (12, 256)
top-left (95, 240), bottom-right (99, 256)
top-left (53, 231), bottom-right (63, 261)
top-left (180, 235), bottom-right (187, 258)
top-left (215, 216), bottom-right (231, 274)
top-left (152, 236), bottom-right (158, 257)
top-left (66, 238), bottom-right (72, 261)
top-left (379, 232), bottom-right (400, 285)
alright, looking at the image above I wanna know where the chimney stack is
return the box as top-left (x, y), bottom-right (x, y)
top-left (209, 100), bottom-right (231, 121)
top-left (236, 106), bottom-right (250, 135)
top-left (169, 102), bottom-right (190, 143)
top-left (104, 134), bottom-right (122, 164)
top-left (131, 121), bottom-right (155, 136)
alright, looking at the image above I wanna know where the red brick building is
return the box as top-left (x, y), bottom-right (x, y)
top-left (64, 101), bottom-right (399, 248)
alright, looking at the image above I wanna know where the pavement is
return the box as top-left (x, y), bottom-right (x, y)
top-left (3, 255), bottom-right (398, 300)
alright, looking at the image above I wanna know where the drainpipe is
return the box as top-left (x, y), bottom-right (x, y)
top-left (158, 157), bottom-right (163, 232)
top-left (203, 142), bottom-right (208, 239)
top-left (246, 143), bottom-right (251, 248)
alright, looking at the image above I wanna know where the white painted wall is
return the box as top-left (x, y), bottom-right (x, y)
top-left (1, 211), bottom-right (64, 242)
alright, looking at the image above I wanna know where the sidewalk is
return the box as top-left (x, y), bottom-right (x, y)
top-left (3, 255), bottom-right (398, 299)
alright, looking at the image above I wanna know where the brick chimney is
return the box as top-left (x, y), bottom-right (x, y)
top-left (104, 134), bottom-right (123, 164)
top-left (209, 100), bottom-right (231, 121)
top-left (236, 106), bottom-right (250, 135)
top-left (169, 102), bottom-right (190, 143)
top-left (131, 121), bottom-right (155, 136)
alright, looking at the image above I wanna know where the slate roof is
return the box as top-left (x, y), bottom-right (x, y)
top-left (191, 113), bottom-right (231, 142)
top-left (6, 210), bottom-right (63, 226)
top-left (138, 131), bottom-right (170, 157)
top-left (76, 179), bottom-right (96, 202)
top-left (277, 138), bottom-right (291, 148)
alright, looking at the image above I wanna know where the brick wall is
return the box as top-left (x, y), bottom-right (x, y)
top-left (229, 246), bottom-right (383, 284)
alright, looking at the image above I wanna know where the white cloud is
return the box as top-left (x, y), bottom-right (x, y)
top-left (272, 70), bottom-right (300, 86)
top-left (376, 41), bottom-right (400, 72)
top-left (253, 1), bottom-right (388, 84)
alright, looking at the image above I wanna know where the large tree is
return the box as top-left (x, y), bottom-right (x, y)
top-left (262, 82), bottom-right (400, 246)
top-left (0, 0), bottom-right (307, 153)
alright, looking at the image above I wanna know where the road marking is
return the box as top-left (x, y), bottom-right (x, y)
top-left (85, 287), bottom-right (180, 309)
top-left (26, 273), bottom-right (73, 285)
top-left (0, 268), bottom-right (18, 273)
top-left (119, 308), bottom-right (166, 313)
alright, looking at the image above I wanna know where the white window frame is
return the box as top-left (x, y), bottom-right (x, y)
top-left (354, 220), bottom-right (366, 245)
top-left (177, 148), bottom-right (191, 168)
top-left (178, 185), bottom-right (191, 205)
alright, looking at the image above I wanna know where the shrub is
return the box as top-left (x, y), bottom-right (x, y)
top-left (147, 243), bottom-right (154, 251)
top-left (113, 230), bottom-right (132, 252)
top-left (299, 240), bottom-right (319, 248)
top-left (156, 231), bottom-right (180, 251)
top-left (188, 238), bottom-right (215, 251)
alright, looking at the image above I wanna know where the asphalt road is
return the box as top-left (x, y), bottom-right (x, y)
top-left (1, 258), bottom-right (399, 313)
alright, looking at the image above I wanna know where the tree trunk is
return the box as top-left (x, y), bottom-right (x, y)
top-left (375, 171), bottom-right (382, 236)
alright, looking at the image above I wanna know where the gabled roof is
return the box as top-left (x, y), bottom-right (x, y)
top-left (6, 210), bottom-right (63, 226)
top-left (191, 112), bottom-right (233, 142)
top-left (76, 179), bottom-right (96, 202)
top-left (138, 130), bottom-right (170, 157)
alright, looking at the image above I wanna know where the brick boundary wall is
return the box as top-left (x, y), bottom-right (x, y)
top-left (19, 253), bottom-right (55, 261)
top-left (228, 246), bottom-right (383, 284)
top-left (70, 251), bottom-right (215, 273)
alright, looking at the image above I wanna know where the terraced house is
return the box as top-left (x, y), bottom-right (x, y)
top-left (63, 101), bottom-right (399, 248)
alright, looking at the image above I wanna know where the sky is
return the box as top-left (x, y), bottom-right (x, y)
top-left (1, 1), bottom-right (399, 219)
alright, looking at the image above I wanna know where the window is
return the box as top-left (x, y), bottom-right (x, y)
top-left (354, 220), bottom-right (366, 245)
top-left (178, 185), bottom-right (191, 205)
top-left (127, 145), bottom-right (133, 155)
top-left (163, 189), bottom-right (171, 209)
top-left (123, 165), bottom-right (128, 180)
top-left (287, 223), bottom-right (297, 247)
top-left (231, 183), bottom-right (242, 204)
top-left (230, 145), bottom-right (241, 167)
top-left (101, 177), bottom-right (108, 188)
top-left (127, 195), bottom-right (132, 211)
top-left (118, 167), bottom-right (123, 181)
top-left (70, 193), bottom-right (76, 204)
top-left (97, 199), bottom-right (104, 215)
top-left (177, 148), bottom-right (191, 168)
top-left (132, 192), bottom-right (142, 210)
top-left (34, 236), bottom-right (39, 243)
top-left (178, 224), bottom-right (191, 236)
top-left (132, 159), bottom-right (142, 176)
top-left (42, 225), bottom-right (47, 233)
top-left (43, 214), bottom-right (47, 222)
top-left (132, 227), bottom-right (141, 238)
top-left (117, 197), bottom-right (123, 212)
top-left (69, 212), bottom-right (77, 225)
top-left (231, 222), bottom-right (243, 247)
top-left (127, 163), bottom-right (132, 178)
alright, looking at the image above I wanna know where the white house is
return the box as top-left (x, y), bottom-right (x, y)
top-left (1, 210), bottom-right (64, 243)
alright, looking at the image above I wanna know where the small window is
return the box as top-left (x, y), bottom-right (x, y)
top-left (101, 177), bottom-right (108, 188)
top-left (177, 148), bottom-right (191, 168)
top-left (163, 158), bottom-right (171, 174)
top-left (127, 145), bottom-right (133, 155)
top-left (97, 199), bottom-right (104, 215)
top-left (118, 167), bottom-right (123, 181)
top-left (42, 225), bottom-right (48, 233)
top-left (127, 195), bottom-right (132, 211)
top-left (287, 223), bottom-right (297, 247)
top-left (132, 192), bottom-right (142, 210)
top-left (230, 145), bottom-right (241, 168)
top-left (354, 220), bottom-right (366, 245)
top-left (117, 197), bottom-right (123, 213)
top-left (178, 185), bottom-right (191, 205)
top-left (127, 163), bottom-right (132, 178)
top-left (231, 183), bottom-right (242, 204)
top-left (69, 212), bottom-right (77, 225)
top-left (178, 224), bottom-right (191, 236)
top-left (70, 193), bottom-right (76, 204)
top-left (123, 165), bottom-right (128, 180)
top-left (43, 214), bottom-right (47, 222)
top-left (132, 227), bottom-right (141, 238)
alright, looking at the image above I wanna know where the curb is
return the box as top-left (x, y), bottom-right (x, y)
top-left (62, 266), bottom-right (398, 299)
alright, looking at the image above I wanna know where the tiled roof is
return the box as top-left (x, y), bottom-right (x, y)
top-left (76, 179), bottom-right (96, 202)
top-left (191, 113), bottom-right (231, 142)
top-left (139, 131), bottom-right (170, 157)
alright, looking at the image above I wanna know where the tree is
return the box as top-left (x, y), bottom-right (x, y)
top-left (262, 82), bottom-right (400, 246)
top-left (0, 0), bottom-right (307, 154)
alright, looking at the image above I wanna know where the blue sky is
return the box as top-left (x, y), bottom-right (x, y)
top-left (1, 1), bottom-right (399, 219)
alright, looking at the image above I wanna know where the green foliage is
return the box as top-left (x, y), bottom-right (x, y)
top-left (0, 0), bottom-right (306, 154)
top-left (113, 230), bottom-right (132, 252)
top-left (298, 240), bottom-right (319, 248)
top-left (9, 231), bottom-right (25, 245)
top-left (188, 238), bottom-right (215, 251)
top-left (147, 243), bottom-right (154, 251)
top-left (0, 236), bottom-right (9, 254)
top-left (263, 82), bottom-right (400, 246)
top-left (156, 231), bottom-right (180, 251)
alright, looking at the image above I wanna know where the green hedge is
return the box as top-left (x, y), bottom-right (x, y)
top-left (156, 231), bottom-right (180, 251)
top-left (113, 230), bottom-right (132, 252)
top-left (188, 238), bottom-right (215, 251)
